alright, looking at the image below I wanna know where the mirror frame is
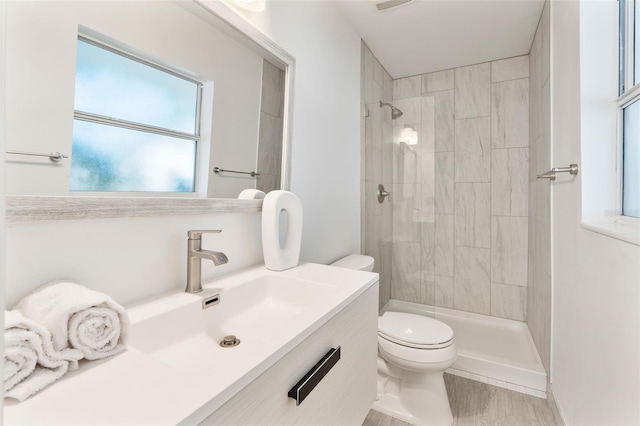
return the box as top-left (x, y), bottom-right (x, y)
top-left (5, 0), bottom-right (295, 223)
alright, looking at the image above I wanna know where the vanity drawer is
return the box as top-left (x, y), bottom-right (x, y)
top-left (200, 282), bottom-right (379, 425)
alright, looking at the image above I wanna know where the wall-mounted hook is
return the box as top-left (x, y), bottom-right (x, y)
top-left (377, 184), bottom-right (390, 203)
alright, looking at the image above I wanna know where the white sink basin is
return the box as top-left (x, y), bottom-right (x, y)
top-left (127, 262), bottom-right (377, 418)
top-left (209, 275), bottom-right (338, 342)
top-left (130, 273), bottom-right (339, 375)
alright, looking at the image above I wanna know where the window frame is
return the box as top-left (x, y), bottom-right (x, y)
top-left (617, 0), bottom-right (640, 220)
top-left (72, 34), bottom-right (204, 194)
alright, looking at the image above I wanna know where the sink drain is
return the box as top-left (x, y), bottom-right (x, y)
top-left (220, 335), bottom-right (241, 348)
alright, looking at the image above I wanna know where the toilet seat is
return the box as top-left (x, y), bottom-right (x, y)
top-left (378, 312), bottom-right (454, 349)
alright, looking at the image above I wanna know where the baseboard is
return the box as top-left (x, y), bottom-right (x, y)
top-left (547, 383), bottom-right (566, 425)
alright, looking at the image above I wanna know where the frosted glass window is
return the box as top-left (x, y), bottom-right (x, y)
top-left (636, 0), bottom-right (640, 85)
top-left (70, 120), bottom-right (196, 192)
top-left (621, 0), bottom-right (627, 94)
top-left (75, 39), bottom-right (199, 134)
top-left (623, 101), bottom-right (640, 217)
top-left (71, 36), bottom-right (202, 193)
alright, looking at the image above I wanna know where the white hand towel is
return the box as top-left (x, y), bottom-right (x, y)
top-left (4, 310), bottom-right (83, 401)
top-left (13, 281), bottom-right (130, 360)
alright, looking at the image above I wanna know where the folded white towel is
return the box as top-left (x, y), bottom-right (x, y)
top-left (13, 281), bottom-right (130, 361)
top-left (4, 310), bottom-right (83, 401)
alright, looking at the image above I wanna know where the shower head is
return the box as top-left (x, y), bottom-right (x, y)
top-left (380, 101), bottom-right (404, 119)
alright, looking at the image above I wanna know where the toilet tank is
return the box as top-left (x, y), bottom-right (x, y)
top-left (331, 254), bottom-right (374, 272)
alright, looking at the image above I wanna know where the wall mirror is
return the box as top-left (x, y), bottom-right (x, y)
top-left (4, 0), bottom-right (294, 221)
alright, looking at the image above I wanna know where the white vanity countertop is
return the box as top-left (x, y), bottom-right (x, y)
top-left (3, 263), bottom-right (378, 425)
top-left (3, 348), bottom-right (214, 425)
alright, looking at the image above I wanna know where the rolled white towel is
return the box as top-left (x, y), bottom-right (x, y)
top-left (4, 310), bottom-right (83, 401)
top-left (238, 189), bottom-right (266, 199)
top-left (13, 281), bottom-right (130, 361)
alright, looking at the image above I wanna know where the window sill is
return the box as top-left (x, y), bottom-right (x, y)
top-left (581, 217), bottom-right (640, 246)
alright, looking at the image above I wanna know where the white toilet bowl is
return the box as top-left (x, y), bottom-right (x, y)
top-left (331, 255), bottom-right (457, 426)
top-left (377, 312), bottom-right (456, 426)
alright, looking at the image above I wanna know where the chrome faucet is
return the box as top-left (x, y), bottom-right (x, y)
top-left (186, 230), bottom-right (228, 293)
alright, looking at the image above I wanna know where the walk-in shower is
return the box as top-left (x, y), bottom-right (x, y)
top-left (379, 101), bottom-right (403, 119)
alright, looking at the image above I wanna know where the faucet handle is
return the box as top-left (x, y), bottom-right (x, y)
top-left (187, 230), bottom-right (222, 239)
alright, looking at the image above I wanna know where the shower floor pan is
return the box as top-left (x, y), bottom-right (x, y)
top-left (382, 299), bottom-right (547, 398)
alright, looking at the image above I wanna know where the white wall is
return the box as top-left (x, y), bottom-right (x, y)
top-left (5, 1), bottom-right (262, 198)
top-left (579, 0), bottom-right (618, 221)
top-left (4, 0), bottom-right (362, 309)
top-left (0, 0), bottom-right (6, 407)
top-left (227, 1), bottom-right (362, 264)
top-left (551, 1), bottom-right (640, 424)
top-left (5, 213), bottom-right (263, 307)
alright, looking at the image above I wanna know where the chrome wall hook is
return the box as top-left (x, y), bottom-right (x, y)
top-left (537, 164), bottom-right (579, 181)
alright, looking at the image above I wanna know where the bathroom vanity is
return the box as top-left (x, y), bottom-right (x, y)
top-left (201, 275), bottom-right (377, 424)
top-left (3, 263), bottom-right (378, 425)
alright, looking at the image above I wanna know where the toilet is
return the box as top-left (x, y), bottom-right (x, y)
top-left (331, 255), bottom-right (457, 426)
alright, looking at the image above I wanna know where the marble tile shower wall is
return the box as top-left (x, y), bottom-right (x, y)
top-left (390, 56), bottom-right (530, 321)
top-left (527, 0), bottom-right (552, 373)
top-left (361, 42), bottom-right (394, 310)
top-left (256, 59), bottom-right (285, 193)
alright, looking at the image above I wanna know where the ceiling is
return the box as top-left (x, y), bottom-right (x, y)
top-left (334, 0), bottom-right (545, 79)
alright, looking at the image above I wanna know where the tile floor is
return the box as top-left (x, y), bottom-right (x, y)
top-left (363, 373), bottom-right (560, 426)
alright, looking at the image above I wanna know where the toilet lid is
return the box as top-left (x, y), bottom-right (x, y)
top-left (378, 312), bottom-right (454, 348)
top-left (331, 254), bottom-right (374, 272)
